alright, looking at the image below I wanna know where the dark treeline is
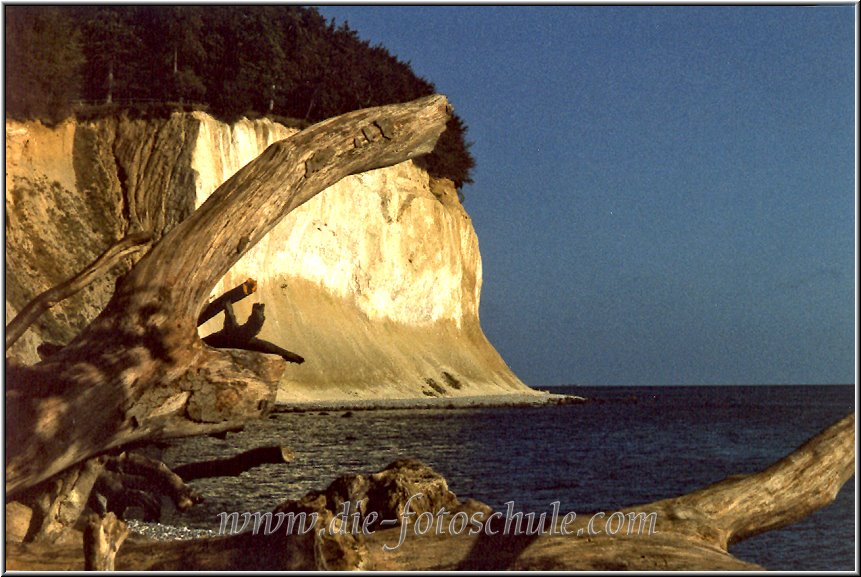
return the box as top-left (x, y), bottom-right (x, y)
top-left (5, 6), bottom-right (474, 188)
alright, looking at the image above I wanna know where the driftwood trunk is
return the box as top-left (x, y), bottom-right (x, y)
top-left (5, 95), bottom-right (452, 498)
top-left (83, 513), bottom-right (128, 571)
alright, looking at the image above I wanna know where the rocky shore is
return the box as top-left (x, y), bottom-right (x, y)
top-left (274, 391), bottom-right (587, 413)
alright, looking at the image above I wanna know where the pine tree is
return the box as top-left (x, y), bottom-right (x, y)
top-left (6, 6), bottom-right (476, 187)
top-left (77, 7), bottom-right (144, 103)
top-left (5, 7), bottom-right (84, 123)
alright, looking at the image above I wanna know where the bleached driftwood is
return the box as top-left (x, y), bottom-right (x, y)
top-left (83, 512), bottom-right (129, 571)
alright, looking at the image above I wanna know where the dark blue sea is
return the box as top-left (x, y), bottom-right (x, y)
top-left (162, 385), bottom-right (856, 571)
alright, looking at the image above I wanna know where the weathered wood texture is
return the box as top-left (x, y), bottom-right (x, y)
top-left (202, 302), bottom-right (305, 363)
top-left (105, 452), bottom-right (203, 512)
top-left (20, 457), bottom-right (107, 544)
top-left (5, 232), bottom-right (153, 351)
top-left (83, 513), bottom-right (129, 571)
top-left (5, 95), bottom-right (452, 498)
top-left (197, 278), bottom-right (257, 326)
top-left (173, 445), bottom-right (295, 481)
top-left (657, 410), bottom-right (856, 547)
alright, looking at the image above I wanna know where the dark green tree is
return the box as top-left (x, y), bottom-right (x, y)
top-left (422, 114), bottom-right (476, 190)
top-left (77, 6), bottom-right (144, 103)
top-left (5, 7), bottom-right (84, 123)
top-left (6, 5), bottom-right (476, 188)
top-left (132, 6), bottom-right (206, 104)
top-left (198, 7), bottom-right (287, 119)
top-left (273, 8), bottom-right (333, 120)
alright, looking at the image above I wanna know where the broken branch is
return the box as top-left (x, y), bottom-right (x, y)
top-left (173, 446), bottom-right (295, 481)
top-left (5, 232), bottom-right (153, 350)
top-left (197, 278), bottom-right (257, 326)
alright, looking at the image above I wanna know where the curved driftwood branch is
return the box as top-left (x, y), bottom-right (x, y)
top-left (419, 411), bottom-right (854, 571)
top-left (5, 95), bottom-right (451, 498)
top-left (659, 411), bottom-right (855, 546)
top-left (107, 452), bottom-right (204, 512)
top-left (5, 232), bottom-right (153, 350)
top-left (109, 94), bottom-right (451, 326)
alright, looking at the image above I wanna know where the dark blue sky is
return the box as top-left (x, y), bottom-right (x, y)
top-left (318, 6), bottom-right (856, 386)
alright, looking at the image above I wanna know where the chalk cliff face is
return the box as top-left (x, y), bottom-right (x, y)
top-left (5, 113), bottom-right (529, 401)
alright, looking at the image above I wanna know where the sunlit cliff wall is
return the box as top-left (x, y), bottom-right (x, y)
top-left (5, 112), bottom-right (530, 401)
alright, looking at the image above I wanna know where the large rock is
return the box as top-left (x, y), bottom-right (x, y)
top-left (364, 459), bottom-right (461, 523)
top-left (4, 113), bottom-right (531, 401)
top-left (273, 493), bottom-right (368, 570)
top-left (282, 458), bottom-right (491, 526)
top-left (319, 459), bottom-right (462, 524)
top-left (273, 458), bottom-right (492, 569)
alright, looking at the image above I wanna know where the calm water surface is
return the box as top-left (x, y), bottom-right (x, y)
top-left (162, 385), bottom-right (855, 571)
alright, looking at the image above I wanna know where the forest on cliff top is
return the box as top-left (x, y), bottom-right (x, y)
top-left (5, 5), bottom-right (474, 188)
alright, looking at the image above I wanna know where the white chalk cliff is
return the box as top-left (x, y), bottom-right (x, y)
top-left (5, 112), bottom-right (530, 401)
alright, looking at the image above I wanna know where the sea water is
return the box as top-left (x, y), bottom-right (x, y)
top-left (160, 385), bottom-right (855, 571)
